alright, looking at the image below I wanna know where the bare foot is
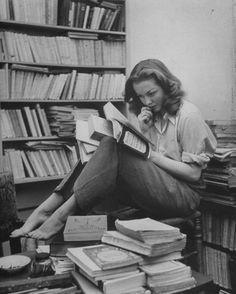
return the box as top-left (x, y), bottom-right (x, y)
top-left (10, 228), bottom-right (29, 238)
top-left (28, 215), bottom-right (64, 240)
top-left (10, 212), bottom-right (49, 238)
top-left (10, 192), bottom-right (65, 238)
top-left (28, 194), bottom-right (78, 240)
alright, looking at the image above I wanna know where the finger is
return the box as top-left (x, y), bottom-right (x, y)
top-left (141, 107), bottom-right (152, 114)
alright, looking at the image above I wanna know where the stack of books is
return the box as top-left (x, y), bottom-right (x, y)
top-left (140, 260), bottom-right (196, 293)
top-left (101, 218), bottom-right (196, 293)
top-left (67, 244), bottom-right (146, 294)
top-left (102, 218), bottom-right (187, 258)
top-left (66, 217), bottom-right (197, 293)
top-left (47, 106), bottom-right (98, 137)
top-left (201, 120), bottom-right (236, 205)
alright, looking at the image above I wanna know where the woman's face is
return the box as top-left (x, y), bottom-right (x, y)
top-left (133, 78), bottom-right (166, 113)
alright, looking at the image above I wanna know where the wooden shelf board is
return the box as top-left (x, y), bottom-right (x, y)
top-left (0, 20), bottom-right (126, 36)
top-left (0, 60), bottom-right (126, 69)
top-left (0, 99), bottom-right (125, 103)
top-left (2, 136), bottom-right (66, 142)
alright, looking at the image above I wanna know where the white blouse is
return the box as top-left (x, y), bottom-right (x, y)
top-left (144, 99), bottom-right (217, 169)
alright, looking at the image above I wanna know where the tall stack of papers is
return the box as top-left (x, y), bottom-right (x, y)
top-left (201, 120), bottom-right (236, 205)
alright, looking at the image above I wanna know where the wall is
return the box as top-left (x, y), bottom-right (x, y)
top-left (126, 0), bottom-right (234, 120)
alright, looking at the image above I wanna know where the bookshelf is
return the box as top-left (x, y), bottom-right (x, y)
top-left (0, 0), bottom-right (126, 218)
top-left (200, 199), bottom-right (236, 292)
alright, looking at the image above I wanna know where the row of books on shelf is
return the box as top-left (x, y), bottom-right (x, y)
top-left (0, 65), bottom-right (126, 101)
top-left (58, 216), bottom-right (196, 294)
top-left (1, 106), bottom-right (100, 139)
top-left (0, 0), bottom-right (58, 25)
top-left (60, 0), bottom-right (123, 31)
top-left (0, 105), bottom-right (51, 138)
top-left (201, 211), bottom-right (236, 251)
top-left (0, 0), bottom-right (125, 32)
top-left (202, 245), bottom-right (231, 290)
top-left (3, 141), bottom-right (78, 179)
top-left (0, 31), bottom-right (126, 65)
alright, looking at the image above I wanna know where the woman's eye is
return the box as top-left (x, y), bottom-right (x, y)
top-left (149, 91), bottom-right (157, 97)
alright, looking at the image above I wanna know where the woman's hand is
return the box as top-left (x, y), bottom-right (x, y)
top-left (138, 107), bottom-right (154, 132)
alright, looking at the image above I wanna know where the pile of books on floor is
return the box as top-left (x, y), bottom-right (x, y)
top-left (66, 217), bottom-right (196, 294)
top-left (201, 120), bottom-right (236, 205)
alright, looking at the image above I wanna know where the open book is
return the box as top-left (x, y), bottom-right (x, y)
top-left (91, 102), bottom-right (152, 158)
top-left (76, 102), bottom-right (153, 162)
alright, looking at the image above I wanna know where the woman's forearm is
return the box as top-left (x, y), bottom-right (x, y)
top-left (149, 151), bottom-right (202, 182)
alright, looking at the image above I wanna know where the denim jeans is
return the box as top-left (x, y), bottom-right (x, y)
top-left (55, 137), bottom-right (200, 218)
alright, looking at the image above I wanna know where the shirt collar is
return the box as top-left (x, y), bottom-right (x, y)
top-left (155, 113), bottom-right (176, 125)
top-left (154, 113), bottom-right (176, 134)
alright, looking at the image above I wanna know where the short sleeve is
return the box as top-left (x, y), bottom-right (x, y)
top-left (178, 112), bottom-right (217, 168)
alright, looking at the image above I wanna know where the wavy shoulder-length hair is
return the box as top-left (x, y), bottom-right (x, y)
top-left (124, 59), bottom-right (185, 116)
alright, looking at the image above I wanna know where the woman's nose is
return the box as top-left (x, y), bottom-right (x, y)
top-left (144, 96), bottom-right (152, 105)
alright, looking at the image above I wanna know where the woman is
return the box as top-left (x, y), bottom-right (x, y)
top-left (11, 59), bottom-right (217, 240)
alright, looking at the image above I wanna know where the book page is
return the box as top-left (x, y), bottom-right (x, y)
top-left (123, 130), bottom-right (147, 154)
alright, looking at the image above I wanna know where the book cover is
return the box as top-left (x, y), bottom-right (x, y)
top-left (67, 246), bottom-right (139, 278)
top-left (82, 244), bottom-right (142, 270)
top-left (63, 215), bottom-right (107, 242)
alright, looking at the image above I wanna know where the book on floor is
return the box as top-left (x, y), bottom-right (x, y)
top-left (66, 245), bottom-right (141, 278)
top-left (149, 276), bottom-right (196, 293)
top-left (63, 215), bottom-right (108, 242)
top-left (82, 243), bottom-right (143, 270)
top-left (72, 270), bottom-right (146, 294)
top-left (140, 260), bottom-right (196, 292)
top-left (115, 217), bottom-right (182, 244)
